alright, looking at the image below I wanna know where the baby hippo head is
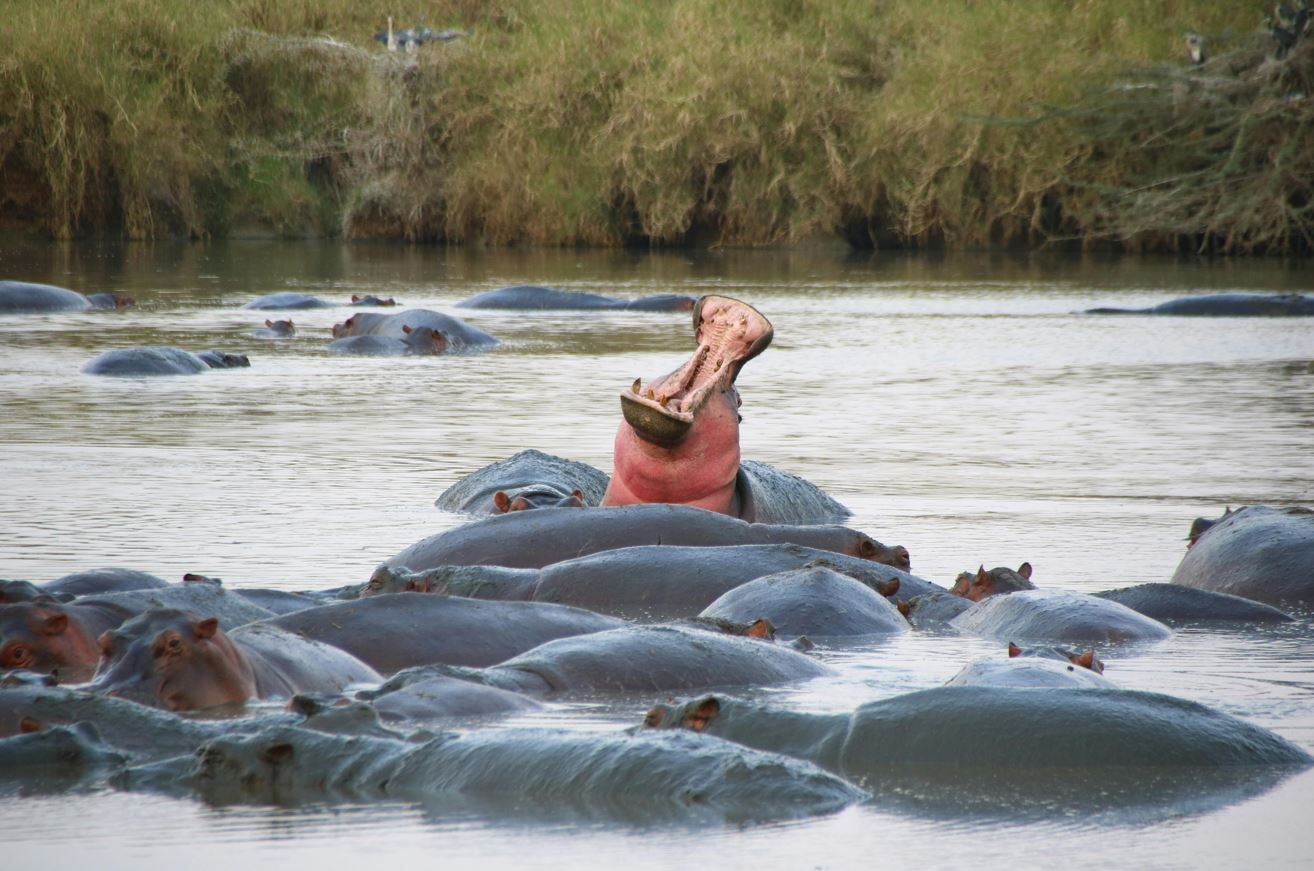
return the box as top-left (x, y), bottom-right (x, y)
top-left (91, 608), bottom-right (256, 711)
top-left (951, 562), bottom-right (1035, 602)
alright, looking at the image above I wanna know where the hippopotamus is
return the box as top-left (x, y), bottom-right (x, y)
top-left (383, 504), bottom-right (909, 573)
top-left (0, 280), bottom-right (133, 314)
top-left (350, 294), bottom-right (398, 306)
top-left (326, 324), bottom-right (450, 356)
top-left (368, 543), bottom-right (933, 618)
top-left (82, 346), bottom-right (248, 375)
top-left (434, 449), bottom-right (610, 514)
top-left (901, 590), bottom-right (973, 630)
top-left (950, 563), bottom-right (1035, 601)
top-left (330, 308), bottom-right (497, 349)
top-left (257, 593), bottom-right (625, 674)
top-left (697, 564), bottom-right (908, 639)
top-left (1085, 292), bottom-right (1314, 316)
top-left (0, 722), bottom-right (127, 791)
top-left (74, 580), bottom-right (277, 629)
top-left (1093, 583), bottom-right (1294, 623)
top-left (0, 580), bottom-right (63, 604)
top-left (455, 285), bottom-right (696, 311)
top-left (126, 723), bottom-right (863, 822)
top-left (1170, 506), bottom-right (1314, 604)
top-left (373, 625), bottom-right (831, 696)
top-left (90, 608), bottom-right (382, 711)
top-left (600, 296), bottom-right (849, 524)
top-left (949, 589), bottom-right (1172, 644)
top-left (249, 318), bottom-right (295, 338)
top-left (944, 644), bottom-right (1114, 689)
top-left (41, 567), bottom-right (168, 597)
top-left (0, 601), bottom-right (128, 682)
top-left (358, 675), bottom-right (543, 722)
top-left (241, 292), bottom-right (333, 310)
top-left (174, 575), bottom-right (324, 617)
top-left (644, 687), bottom-right (1313, 780)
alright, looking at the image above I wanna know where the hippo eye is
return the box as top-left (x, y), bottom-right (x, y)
top-left (5, 645), bottom-right (29, 665)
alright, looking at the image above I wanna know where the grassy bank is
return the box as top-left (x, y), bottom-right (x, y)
top-left (0, 0), bottom-right (1303, 253)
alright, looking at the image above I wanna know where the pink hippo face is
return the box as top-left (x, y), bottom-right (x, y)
top-left (951, 562), bottom-right (1035, 602)
top-left (0, 603), bottom-right (102, 682)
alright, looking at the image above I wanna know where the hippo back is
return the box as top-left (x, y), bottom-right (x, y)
top-left (229, 623), bottom-right (382, 696)
top-left (0, 281), bottom-right (92, 313)
top-left (1170, 506), bottom-right (1314, 605)
top-left (949, 589), bottom-right (1172, 643)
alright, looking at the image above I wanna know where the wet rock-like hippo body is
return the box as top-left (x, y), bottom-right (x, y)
top-left (370, 544), bottom-right (936, 617)
top-left (0, 723), bottom-right (127, 791)
top-left (456, 285), bottom-right (696, 311)
top-left (1085, 292), bottom-right (1314, 316)
top-left (379, 625), bottom-right (831, 696)
top-left (42, 568), bottom-right (169, 598)
top-left (0, 281), bottom-right (132, 314)
top-left (384, 504), bottom-right (908, 573)
top-left (331, 308), bottom-right (497, 349)
top-left (75, 581), bottom-right (277, 629)
top-left (249, 319), bottom-right (295, 339)
top-left (366, 675), bottom-right (543, 722)
top-left (646, 687), bottom-right (1313, 779)
top-left (259, 593), bottom-right (625, 674)
top-left (242, 292), bottom-right (333, 310)
top-left (1170, 506), bottom-right (1314, 605)
top-left (434, 449), bottom-right (611, 514)
top-left (1093, 583), bottom-right (1294, 623)
top-left (949, 589), bottom-right (1172, 644)
top-left (90, 608), bottom-right (382, 710)
top-left (82, 346), bottom-right (249, 376)
top-left (133, 722), bottom-right (863, 822)
top-left (698, 565), bottom-right (908, 638)
top-left (944, 645), bottom-right (1115, 689)
top-left (326, 325), bottom-right (450, 357)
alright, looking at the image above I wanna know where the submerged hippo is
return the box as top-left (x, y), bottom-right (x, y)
top-left (82, 346), bottom-right (248, 376)
top-left (1093, 583), bottom-right (1294, 623)
top-left (128, 723), bottom-right (863, 822)
top-left (41, 568), bottom-right (169, 597)
top-left (330, 308), bottom-right (497, 349)
top-left (374, 625), bottom-right (831, 696)
top-left (645, 688), bottom-right (1313, 780)
top-left (0, 280), bottom-right (133, 314)
top-left (0, 580), bottom-right (58, 604)
top-left (241, 292), bottom-right (332, 310)
top-left (950, 563), bottom-right (1035, 601)
top-left (0, 601), bottom-right (125, 682)
top-left (944, 644), bottom-right (1113, 689)
top-left (434, 449), bottom-right (610, 514)
top-left (350, 294), bottom-right (398, 306)
top-left (456, 285), bottom-right (696, 311)
top-left (363, 675), bottom-right (543, 722)
top-left (949, 589), bottom-right (1172, 644)
top-left (368, 543), bottom-right (933, 618)
top-left (1171, 506), bottom-right (1314, 605)
top-left (1085, 292), bottom-right (1314, 316)
top-left (326, 324), bottom-right (450, 356)
top-left (258, 593), bottom-right (625, 674)
top-left (698, 564), bottom-right (907, 639)
top-left (90, 608), bottom-right (382, 711)
top-left (602, 295), bottom-right (849, 525)
top-left (0, 723), bottom-right (127, 790)
top-left (74, 580), bottom-right (277, 628)
top-left (383, 504), bottom-right (908, 573)
top-left (249, 318), bottom-right (295, 339)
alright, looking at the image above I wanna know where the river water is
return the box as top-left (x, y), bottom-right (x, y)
top-left (1, 240), bottom-right (1312, 869)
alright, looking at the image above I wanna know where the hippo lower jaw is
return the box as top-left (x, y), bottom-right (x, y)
top-left (619, 295), bottom-right (773, 448)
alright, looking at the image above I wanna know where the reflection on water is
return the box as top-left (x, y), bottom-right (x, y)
top-left (2, 241), bottom-right (1313, 867)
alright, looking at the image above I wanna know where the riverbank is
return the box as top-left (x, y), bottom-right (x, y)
top-left (1, 1), bottom-right (1307, 253)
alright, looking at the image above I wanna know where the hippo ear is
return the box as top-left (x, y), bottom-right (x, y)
top-left (493, 491), bottom-right (512, 513)
top-left (1017, 562), bottom-right (1033, 580)
top-left (874, 577), bottom-right (900, 598)
top-left (1008, 642), bottom-right (1022, 658)
top-left (684, 697), bottom-right (721, 732)
top-left (193, 617), bottom-right (220, 640)
top-left (18, 717), bottom-right (44, 734)
top-left (974, 566), bottom-right (989, 586)
top-left (571, 489), bottom-right (584, 501)
top-left (265, 319), bottom-right (274, 327)
top-left (896, 600), bottom-right (910, 619)
top-left (747, 618), bottom-right (775, 639)
top-left (261, 743), bottom-right (295, 765)
top-left (352, 294), bottom-right (361, 302)
top-left (643, 705), bottom-right (668, 728)
top-left (41, 613), bottom-right (69, 636)
top-left (402, 323), bottom-right (412, 334)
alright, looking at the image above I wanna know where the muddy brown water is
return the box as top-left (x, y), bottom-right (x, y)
top-left (2, 241), bottom-right (1313, 869)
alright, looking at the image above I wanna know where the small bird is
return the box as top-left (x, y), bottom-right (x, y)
top-left (1185, 32), bottom-right (1207, 65)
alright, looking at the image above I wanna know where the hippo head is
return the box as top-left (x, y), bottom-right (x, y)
top-left (644, 695), bottom-right (723, 733)
top-left (1008, 641), bottom-right (1105, 674)
top-left (90, 608), bottom-right (257, 711)
top-left (951, 562), bottom-right (1035, 602)
top-left (400, 324), bottom-right (448, 355)
top-left (492, 486), bottom-right (587, 513)
top-left (351, 294), bottom-right (397, 307)
top-left (0, 602), bottom-right (102, 682)
top-left (1186, 507), bottom-right (1238, 547)
top-left (264, 319), bottom-right (295, 336)
top-left (362, 565), bottom-right (437, 596)
top-left (603, 296), bottom-right (772, 515)
top-left (0, 579), bottom-right (59, 604)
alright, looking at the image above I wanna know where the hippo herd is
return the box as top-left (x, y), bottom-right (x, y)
top-left (3, 279), bottom-right (1314, 825)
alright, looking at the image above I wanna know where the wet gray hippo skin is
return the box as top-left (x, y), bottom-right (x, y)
top-left (326, 325), bottom-right (449, 356)
top-left (645, 688), bottom-right (1313, 780)
top-left (1171, 506), bottom-right (1314, 605)
top-left (1093, 583), bottom-right (1294, 623)
top-left (363, 675), bottom-right (543, 722)
top-left (944, 645), bottom-right (1114, 689)
top-left (258, 593), bottom-right (625, 674)
top-left (75, 581), bottom-right (277, 629)
top-left (949, 589), bottom-right (1172, 644)
top-left (90, 608), bottom-right (381, 711)
top-left (241, 292), bottom-right (333, 310)
top-left (126, 723), bottom-right (863, 822)
top-left (249, 319), bottom-right (295, 338)
top-left (1085, 292), bottom-right (1314, 316)
top-left (371, 544), bottom-right (935, 618)
top-left (0, 723), bottom-right (127, 792)
top-left (455, 285), bottom-right (697, 311)
top-left (1, 580), bottom-right (64, 604)
top-left (697, 564), bottom-right (908, 638)
top-left (434, 449), bottom-right (610, 514)
top-left (0, 280), bottom-right (133, 313)
top-left (82, 346), bottom-right (249, 375)
top-left (384, 504), bottom-right (909, 572)
top-left (330, 309), bottom-right (498, 348)
top-left (903, 590), bottom-right (974, 630)
top-left (0, 601), bottom-right (126, 682)
top-left (350, 294), bottom-right (398, 306)
top-left (375, 625), bottom-right (831, 697)
top-left (42, 568), bottom-right (169, 598)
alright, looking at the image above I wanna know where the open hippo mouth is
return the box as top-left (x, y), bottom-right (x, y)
top-left (619, 295), bottom-right (773, 448)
